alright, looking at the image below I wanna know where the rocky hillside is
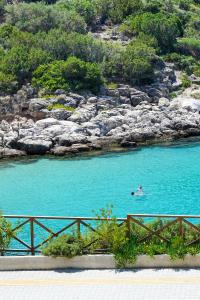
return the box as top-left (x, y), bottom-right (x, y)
top-left (0, 0), bottom-right (200, 158)
top-left (1, 64), bottom-right (200, 158)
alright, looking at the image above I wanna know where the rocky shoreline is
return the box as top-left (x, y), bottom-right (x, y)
top-left (1, 63), bottom-right (200, 159)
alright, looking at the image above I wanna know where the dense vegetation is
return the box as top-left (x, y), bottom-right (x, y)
top-left (0, 0), bottom-right (200, 94)
top-left (42, 207), bottom-right (200, 267)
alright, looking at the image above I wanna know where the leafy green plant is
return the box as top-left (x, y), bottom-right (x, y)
top-left (178, 38), bottom-right (200, 59)
top-left (180, 73), bottom-right (191, 88)
top-left (87, 205), bottom-right (128, 254)
top-left (42, 234), bottom-right (84, 258)
top-left (0, 71), bottom-right (17, 94)
top-left (114, 218), bottom-right (200, 267)
top-left (106, 82), bottom-right (118, 89)
top-left (121, 12), bottom-right (182, 52)
top-left (5, 2), bottom-right (87, 34)
top-left (0, 215), bottom-right (15, 255)
top-left (32, 60), bottom-right (69, 92)
top-left (164, 52), bottom-right (200, 74)
top-left (169, 91), bottom-right (178, 99)
top-left (32, 56), bottom-right (103, 93)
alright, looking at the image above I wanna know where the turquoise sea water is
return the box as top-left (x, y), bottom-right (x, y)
top-left (1, 140), bottom-right (200, 218)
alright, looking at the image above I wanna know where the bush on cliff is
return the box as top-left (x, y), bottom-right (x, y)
top-left (95, 0), bottom-right (143, 23)
top-left (5, 2), bottom-right (87, 34)
top-left (0, 71), bottom-right (17, 94)
top-left (55, 0), bottom-right (97, 27)
top-left (178, 38), bottom-right (200, 59)
top-left (0, 46), bottom-right (51, 83)
top-left (36, 30), bottom-right (106, 62)
top-left (0, 0), bottom-right (200, 93)
top-left (121, 12), bottom-right (183, 52)
top-left (32, 56), bottom-right (103, 93)
top-left (103, 39), bottom-right (155, 84)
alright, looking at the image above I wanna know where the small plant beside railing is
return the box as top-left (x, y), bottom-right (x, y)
top-left (2, 209), bottom-right (200, 267)
top-left (40, 208), bottom-right (200, 267)
top-left (0, 215), bottom-right (16, 256)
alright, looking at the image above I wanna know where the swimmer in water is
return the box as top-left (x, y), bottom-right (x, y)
top-left (137, 185), bottom-right (143, 193)
top-left (131, 185), bottom-right (143, 196)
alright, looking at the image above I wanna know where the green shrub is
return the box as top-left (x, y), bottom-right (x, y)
top-left (87, 206), bottom-right (128, 254)
top-left (32, 60), bottom-right (70, 93)
top-left (123, 12), bottom-right (183, 52)
top-left (41, 207), bottom-right (200, 268)
top-left (106, 82), bottom-right (118, 89)
top-left (42, 234), bottom-right (84, 258)
top-left (123, 39), bottom-right (156, 84)
top-left (178, 38), bottom-right (200, 58)
top-left (193, 67), bottom-right (200, 77)
top-left (95, 0), bottom-right (143, 23)
top-left (179, 0), bottom-right (192, 10)
top-left (164, 52), bottom-right (200, 74)
top-left (63, 56), bottom-right (103, 92)
top-left (114, 218), bottom-right (200, 267)
top-left (0, 0), bottom-right (6, 17)
top-left (0, 46), bottom-right (29, 83)
top-left (180, 73), bottom-right (191, 88)
top-left (0, 46), bottom-right (52, 83)
top-left (38, 30), bottom-right (107, 62)
top-left (47, 104), bottom-right (75, 111)
top-left (0, 215), bottom-right (15, 255)
top-left (103, 39), bottom-right (156, 84)
top-left (0, 72), bottom-right (17, 94)
top-left (5, 3), bottom-right (56, 33)
top-left (32, 56), bottom-right (103, 93)
top-left (56, 0), bottom-right (97, 27)
top-left (5, 2), bottom-right (87, 34)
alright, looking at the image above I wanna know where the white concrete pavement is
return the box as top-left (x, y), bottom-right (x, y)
top-left (0, 268), bottom-right (200, 299)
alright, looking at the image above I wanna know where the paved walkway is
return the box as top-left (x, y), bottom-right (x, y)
top-left (0, 269), bottom-right (200, 299)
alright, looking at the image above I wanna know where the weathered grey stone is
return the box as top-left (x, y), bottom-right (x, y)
top-left (48, 109), bottom-right (72, 120)
top-left (29, 99), bottom-right (50, 112)
top-left (158, 97), bottom-right (170, 107)
top-left (0, 147), bottom-right (26, 158)
top-left (57, 133), bottom-right (88, 146)
top-left (35, 118), bottom-right (60, 129)
top-left (17, 138), bottom-right (52, 154)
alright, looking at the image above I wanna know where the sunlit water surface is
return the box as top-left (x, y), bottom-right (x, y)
top-left (1, 141), bottom-right (200, 218)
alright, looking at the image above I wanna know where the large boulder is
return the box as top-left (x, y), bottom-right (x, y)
top-left (57, 132), bottom-right (88, 146)
top-left (0, 147), bottom-right (26, 158)
top-left (69, 105), bottom-right (97, 123)
top-left (35, 118), bottom-right (60, 129)
top-left (48, 109), bottom-right (72, 120)
top-left (17, 138), bottom-right (52, 154)
top-left (130, 89), bottom-right (151, 106)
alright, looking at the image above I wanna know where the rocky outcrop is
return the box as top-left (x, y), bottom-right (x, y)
top-left (1, 64), bottom-right (200, 158)
top-left (170, 86), bottom-right (200, 112)
top-left (1, 92), bottom-right (200, 158)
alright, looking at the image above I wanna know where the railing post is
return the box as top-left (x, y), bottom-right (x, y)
top-left (126, 215), bottom-right (131, 238)
top-left (77, 218), bottom-right (81, 238)
top-left (30, 218), bottom-right (35, 256)
top-left (178, 217), bottom-right (184, 238)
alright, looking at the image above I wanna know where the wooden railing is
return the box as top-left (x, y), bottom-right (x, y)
top-left (1, 214), bottom-right (200, 255)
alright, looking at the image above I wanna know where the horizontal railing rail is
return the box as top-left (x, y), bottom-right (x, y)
top-left (1, 214), bottom-right (200, 255)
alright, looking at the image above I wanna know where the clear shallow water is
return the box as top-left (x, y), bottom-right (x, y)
top-left (1, 141), bottom-right (200, 218)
